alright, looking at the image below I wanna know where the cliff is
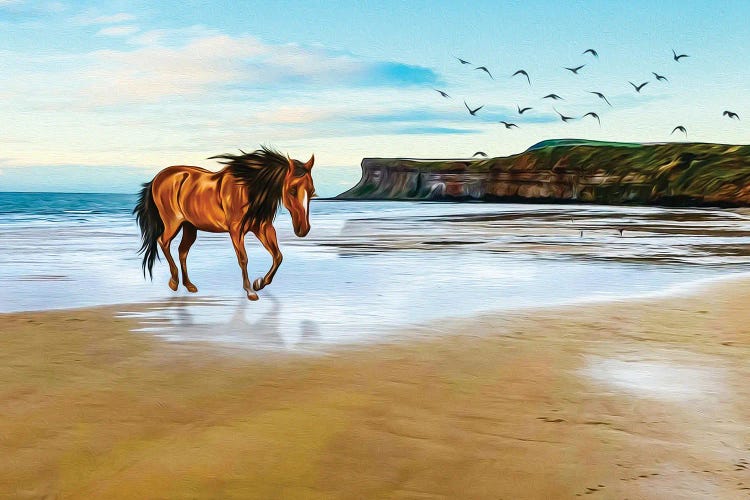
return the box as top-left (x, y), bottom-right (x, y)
top-left (335, 140), bottom-right (750, 206)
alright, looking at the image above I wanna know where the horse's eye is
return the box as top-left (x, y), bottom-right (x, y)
top-left (289, 187), bottom-right (297, 196)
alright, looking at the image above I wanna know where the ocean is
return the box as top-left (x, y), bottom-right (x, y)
top-left (2, 192), bottom-right (750, 351)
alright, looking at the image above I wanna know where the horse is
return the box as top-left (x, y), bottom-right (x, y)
top-left (133, 146), bottom-right (315, 300)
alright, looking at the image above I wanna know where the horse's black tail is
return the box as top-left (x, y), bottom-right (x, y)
top-left (133, 181), bottom-right (164, 279)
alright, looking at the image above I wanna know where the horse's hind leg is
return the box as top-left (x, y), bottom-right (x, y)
top-left (158, 221), bottom-right (182, 291)
top-left (178, 223), bottom-right (198, 293)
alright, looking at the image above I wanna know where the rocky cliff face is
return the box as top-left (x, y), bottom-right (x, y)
top-left (336, 140), bottom-right (750, 206)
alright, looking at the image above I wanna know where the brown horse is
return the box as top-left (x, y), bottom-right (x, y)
top-left (134, 146), bottom-right (315, 300)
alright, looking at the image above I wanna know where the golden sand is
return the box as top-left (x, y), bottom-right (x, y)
top-left (2, 279), bottom-right (750, 498)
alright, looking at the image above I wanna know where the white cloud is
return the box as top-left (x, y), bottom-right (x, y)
top-left (254, 105), bottom-right (337, 125)
top-left (44, 2), bottom-right (65, 13)
top-left (96, 25), bottom-right (139, 37)
top-left (82, 34), bottom-right (266, 104)
top-left (0, 26), bottom-right (445, 168)
top-left (65, 31), bottom-right (435, 106)
top-left (0, 0), bottom-right (65, 14)
top-left (76, 12), bottom-right (135, 25)
top-left (125, 25), bottom-right (219, 46)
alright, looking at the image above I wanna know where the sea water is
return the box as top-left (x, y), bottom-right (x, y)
top-left (2, 192), bottom-right (750, 350)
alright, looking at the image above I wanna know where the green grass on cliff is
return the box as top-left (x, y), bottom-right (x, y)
top-left (513, 141), bottom-right (750, 179)
top-left (343, 139), bottom-right (750, 205)
top-left (526, 138), bottom-right (645, 150)
top-left (366, 140), bottom-right (750, 177)
top-left (511, 141), bottom-right (750, 204)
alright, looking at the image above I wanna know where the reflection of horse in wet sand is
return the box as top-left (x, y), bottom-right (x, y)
top-left (166, 295), bottom-right (283, 346)
top-left (134, 146), bottom-right (315, 300)
top-left (159, 295), bottom-right (322, 349)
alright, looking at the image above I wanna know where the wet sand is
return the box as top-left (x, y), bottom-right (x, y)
top-left (2, 280), bottom-right (750, 499)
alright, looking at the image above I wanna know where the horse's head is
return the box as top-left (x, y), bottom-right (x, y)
top-left (282, 153), bottom-right (315, 237)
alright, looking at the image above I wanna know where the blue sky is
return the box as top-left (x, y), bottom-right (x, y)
top-left (0, 0), bottom-right (748, 192)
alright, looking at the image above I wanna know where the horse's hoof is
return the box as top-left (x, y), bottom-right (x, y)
top-left (185, 283), bottom-right (198, 293)
top-left (169, 279), bottom-right (179, 291)
top-left (252, 278), bottom-right (264, 291)
top-left (246, 291), bottom-right (259, 301)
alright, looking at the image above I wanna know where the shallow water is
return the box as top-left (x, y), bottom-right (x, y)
top-left (2, 192), bottom-right (750, 351)
top-left (582, 354), bottom-right (727, 403)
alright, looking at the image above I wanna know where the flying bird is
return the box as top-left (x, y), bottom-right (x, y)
top-left (543, 93), bottom-right (564, 100)
top-left (512, 69), bottom-right (531, 85)
top-left (723, 110), bottom-right (740, 120)
top-left (499, 121), bottom-right (519, 129)
top-left (582, 112), bottom-right (601, 125)
top-left (475, 66), bottom-right (494, 79)
top-left (455, 56), bottom-right (472, 65)
top-left (629, 81), bottom-right (649, 93)
top-left (583, 49), bottom-right (599, 58)
top-left (652, 72), bottom-right (668, 82)
top-left (589, 91), bottom-right (612, 106)
top-left (671, 125), bottom-right (687, 137)
top-left (517, 105), bottom-right (533, 114)
top-left (473, 151), bottom-right (488, 157)
top-left (565, 64), bottom-right (585, 74)
top-left (464, 101), bottom-right (484, 116)
top-left (433, 88), bottom-right (451, 98)
top-left (672, 49), bottom-right (689, 62)
top-left (554, 108), bottom-right (575, 123)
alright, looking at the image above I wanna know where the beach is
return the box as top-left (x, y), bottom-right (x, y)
top-left (3, 193), bottom-right (750, 498)
top-left (2, 275), bottom-right (750, 499)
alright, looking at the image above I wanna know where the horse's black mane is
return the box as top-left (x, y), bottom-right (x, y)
top-left (209, 145), bottom-right (291, 232)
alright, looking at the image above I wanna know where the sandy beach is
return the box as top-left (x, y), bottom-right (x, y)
top-left (1, 277), bottom-right (750, 499)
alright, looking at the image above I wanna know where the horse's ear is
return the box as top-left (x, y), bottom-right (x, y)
top-left (286, 154), bottom-right (294, 172)
top-left (305, 154), bottom-right (314, 170)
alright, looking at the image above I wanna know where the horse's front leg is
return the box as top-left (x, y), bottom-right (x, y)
top-left (252, 223), bottom-right (283, 291)
top-left (229, 227), bottom-right (258, 301)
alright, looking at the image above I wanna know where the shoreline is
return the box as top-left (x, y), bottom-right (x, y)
top-left (2, 272), bottom-right (750, 497)
top-left (5, 268), bottom-right (750, 330)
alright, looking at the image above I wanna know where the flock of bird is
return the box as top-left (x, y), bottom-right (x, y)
top-left (431, 48), bottom-right (741, 157)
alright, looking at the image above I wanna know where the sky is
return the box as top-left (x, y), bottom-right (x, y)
top-left (0, 0), bottom-right (748, 193)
